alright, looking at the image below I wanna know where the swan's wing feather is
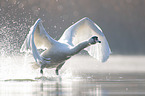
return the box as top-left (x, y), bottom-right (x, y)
top-left (33, 19), bottom-right (55, 49)
top-left (59, 17), bottom-right (111, 62)
top-left (20, 19), bottom-right (52, 64)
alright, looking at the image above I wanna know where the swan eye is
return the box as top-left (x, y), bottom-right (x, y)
top-left (92, 36), bottom-right (98, 40)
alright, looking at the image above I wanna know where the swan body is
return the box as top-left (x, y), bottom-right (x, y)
top-left (20, 17), bottom-right (111, 75)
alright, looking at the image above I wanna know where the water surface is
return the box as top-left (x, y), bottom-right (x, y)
top-left (0, 55), bottom-right (145, 96)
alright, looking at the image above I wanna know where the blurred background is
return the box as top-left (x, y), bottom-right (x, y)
top-left (0, 0), bottom-right (145, 55)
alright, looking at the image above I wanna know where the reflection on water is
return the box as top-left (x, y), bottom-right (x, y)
top-left (0, 55), bottom-right (145, 96)
top-left (0, 79), bottom-right (145, 96)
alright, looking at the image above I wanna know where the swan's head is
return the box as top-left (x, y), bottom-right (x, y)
top-left (89, 36), bottom-right (101, 45)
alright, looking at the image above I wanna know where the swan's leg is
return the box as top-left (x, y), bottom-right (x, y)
top-left (40, 64), bottom-right (45, 75)
top-left (55, 63), bottom-right (64, 75)
top-left (40, 69), bottom-right (43, 75)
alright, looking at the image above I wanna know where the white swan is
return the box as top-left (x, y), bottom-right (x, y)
top-left (20, 17), bottom-right (111, 75)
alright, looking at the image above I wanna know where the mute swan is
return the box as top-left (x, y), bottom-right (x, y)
top-left (20, 17), bottom-right (111, 75)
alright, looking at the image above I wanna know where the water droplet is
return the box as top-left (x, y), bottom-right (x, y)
top-left (18, 3), bottom-right (24, 8)
top-left (54, 25), bottom-right (56, 28)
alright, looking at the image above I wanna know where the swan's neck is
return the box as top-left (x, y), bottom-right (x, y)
top-left (70, 41), bottom-right (90, 55)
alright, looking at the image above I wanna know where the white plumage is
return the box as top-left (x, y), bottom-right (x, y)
top-left (20, 17), bottom-right (111, 75)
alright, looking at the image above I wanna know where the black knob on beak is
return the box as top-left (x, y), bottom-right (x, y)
top-left (98, 41), bottom-right (101, 43)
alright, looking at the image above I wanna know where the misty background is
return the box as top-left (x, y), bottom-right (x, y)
top-left (0, 0), bottom-right (145, 55)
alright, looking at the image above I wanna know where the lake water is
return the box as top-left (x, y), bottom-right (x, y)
top-left (0, 55), bottom-right (145, 96)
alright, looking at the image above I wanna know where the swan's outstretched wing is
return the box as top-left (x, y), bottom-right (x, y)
top-left (59, 17), bottom-right (111, 62)
top-left (20, 19), bottom-right (54, 64)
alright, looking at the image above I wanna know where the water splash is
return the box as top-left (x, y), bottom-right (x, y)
top-left (0, 55), bottom-right (39, 80)
top-left (0, 55), bottom-right (73, 81)
top-left (0, 0), bottom-right (41, 56)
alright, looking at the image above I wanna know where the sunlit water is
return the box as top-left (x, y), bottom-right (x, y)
top-left (0, 55), bottom-right (145, 96)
